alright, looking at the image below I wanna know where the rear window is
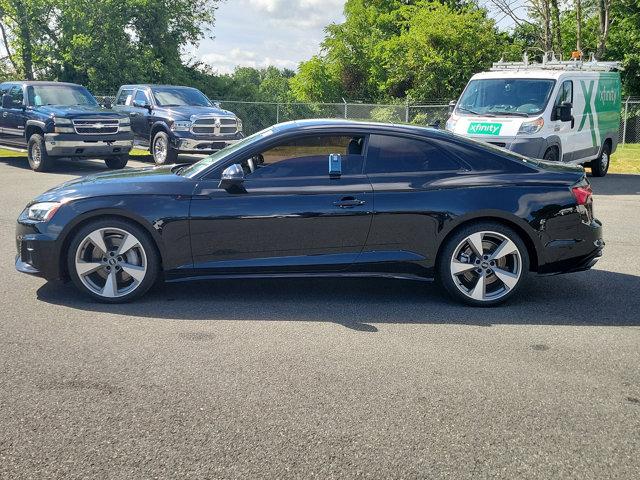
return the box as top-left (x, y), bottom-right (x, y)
top-left (365, 135), bottom-right (461, 174)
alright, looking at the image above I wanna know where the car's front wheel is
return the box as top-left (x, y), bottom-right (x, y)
top-left (437, 222), bottom-right (529, 306)
top-left (151, 131), bottom-right (178, 165)
top-left (67, 218), bottom-right (160, 302)
top-left (28, 134), bottom-right (54, 172)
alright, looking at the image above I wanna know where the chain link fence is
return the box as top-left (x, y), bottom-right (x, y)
top-left (96, 96), bottom-right (640, 144)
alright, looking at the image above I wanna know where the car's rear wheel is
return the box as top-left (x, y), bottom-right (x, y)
top-left (151, 131), bottom-right (178, 165)
top-left (590, 143), bottom-right (610, 177)
top-left (67, 219), bottom-right (160, 302)
top-left (437, 222), bottom-right (529, 306)
top-left (543, 146), bottom-right (559, 162)
top-left (28, 134), bottom-right (54, 172)
top-left (104, 155), bottom-right (129, 169)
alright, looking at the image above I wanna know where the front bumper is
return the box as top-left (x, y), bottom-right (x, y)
top-left (45, 132), bottom-right (134, 158)
top-left (171, 131), bottom-right (243, 154)
top-left (15, 221), bottom-right (62, 280)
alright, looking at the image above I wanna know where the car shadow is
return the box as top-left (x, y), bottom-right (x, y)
top-left (36, 268), bottom-right (640, 331)
top-left (589, 173), bottom-right (640, 196)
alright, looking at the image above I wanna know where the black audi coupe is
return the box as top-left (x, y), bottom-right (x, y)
top-left (15, 119), bottom-right (604, 306)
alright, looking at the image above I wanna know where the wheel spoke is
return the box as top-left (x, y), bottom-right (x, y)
top-left (117, 233), bottom-right (140, 256)
top-left (101, 270), bottom-right (119, 297)
top-left (467, 232), bottom-right (484, 258)
top-left (121, 263), bottom-right (146, 282)
top-left (493, 267), bottom-right (519, 290)
top-left (76, 261), bottom-right (103, 276)
top-left (451, 259), bottom-right (475, 275)
top-left (87, 230), bottom-right (108, 254)
top-left (469, 272), bottom-right (486, 300)
top-left (489, 238), bottom-right (518, 261)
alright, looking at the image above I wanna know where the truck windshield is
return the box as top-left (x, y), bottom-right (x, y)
top-left (457, 79), bottom-right (555, 116)
top-left (152, 87), bottom-right (212, 107)
top-left (27, 85), bottom-right (98, 107)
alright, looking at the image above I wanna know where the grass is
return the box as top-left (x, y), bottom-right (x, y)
top-left (1, 144), bottom-right (639, 173)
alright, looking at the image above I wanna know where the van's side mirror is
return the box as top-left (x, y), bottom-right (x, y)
top-left (329, 153), bottom-right (342, 177)
top-left (1, 94), bottom-right (12, 109)
top-left (448, 100), bottom-right (457, 114)
top-left (559, 101), bottom-right (573, 122)
top-left (219, 164), bottom-right (245, 190)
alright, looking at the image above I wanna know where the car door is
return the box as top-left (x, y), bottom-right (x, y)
top-left (0, 83), bottom-right (11, 141)
top-left (130, 89), bottom-right (152, 141)
top-left (188, 133), bottom-right (373, 274)
top-left (362, 133), bottom-right (466, 268)
top-left (1, 85), bottom-right (27, 147)
top-left (550, 79), bottom-right (575, 161)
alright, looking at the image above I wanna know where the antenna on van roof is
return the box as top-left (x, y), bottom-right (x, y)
top-left (490, 51), bottom-right (621, 72)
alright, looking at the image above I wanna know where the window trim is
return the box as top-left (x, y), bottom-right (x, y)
top-left (364, 133), bottom-right (465, 176)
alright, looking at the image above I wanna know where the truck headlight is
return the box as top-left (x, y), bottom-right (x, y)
top-left (118, 117), bottom-right (131, 126)
top-left (445, 116), bottom-right (458, 132)
top-left (54, 117), bottom-right (74, 133)
top-left (171, 121), bottom-right (192, 132)
top-left (518, 118), bottom-right (544, 135)
top-left (26, 202), bottom-right (61, 221)
top-left (236, 118), bottom-right (243, 132)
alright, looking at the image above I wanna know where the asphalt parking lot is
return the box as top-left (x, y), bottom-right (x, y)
top-left (1, 155), bottom-right (639, 479)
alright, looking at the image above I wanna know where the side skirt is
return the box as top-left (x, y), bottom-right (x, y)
top-left (164, 271), bottom-right (435, 284)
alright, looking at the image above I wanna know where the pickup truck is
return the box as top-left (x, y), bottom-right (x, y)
top-left (0, 81), bottom-right (133, 172)
top-left (113, 84), bottom-right (243, 165)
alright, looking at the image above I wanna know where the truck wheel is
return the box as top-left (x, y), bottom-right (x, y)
top-left (151, 131), bottom-right (178, 165)
top-left (27, 134), bottom-right (55, 172)
top-left (590, 143), bottom-right (610, 177)
top-left (543, 147), bottom-right (559, 162)
top-left (104, 155), bottom-right (129, 169)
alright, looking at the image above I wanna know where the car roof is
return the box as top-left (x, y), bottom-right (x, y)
top-left (119, 84), bottom-right (197, 89)
top-left (272, 118), bottom-right (444, 138)
top-left (1, 81), bottom-right (83, 87)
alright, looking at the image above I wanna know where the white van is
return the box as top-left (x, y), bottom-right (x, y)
top-left (445, 57), bottom-right (621, 176)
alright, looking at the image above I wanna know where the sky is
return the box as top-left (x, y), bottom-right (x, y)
top-left (190, 0), bottom-right (346, 75)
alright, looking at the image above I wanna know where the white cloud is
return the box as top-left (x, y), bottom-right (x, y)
top-left (191, 0), bottom-right (345, 74)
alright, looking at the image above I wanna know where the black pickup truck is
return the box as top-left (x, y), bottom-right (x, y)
top-left (113, 84), bottom-right (243, 165)
top-left (0, 81), bottom-right (133, 172)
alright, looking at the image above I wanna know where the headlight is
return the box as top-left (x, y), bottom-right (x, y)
top-left (236, 118), bottom-right (243, 132)
top-left (171, 121), bottom-right (192, 132)
top-left (518, 118), bottom-right (544, 135)
top-left (54, 117), bottom-right (74, 133)
top-left (26, 202), bottom-right (61, 222)
top-left (118, 117), bottom-right (131, 126)
top-left (445, 116), bottom-right (457, 132)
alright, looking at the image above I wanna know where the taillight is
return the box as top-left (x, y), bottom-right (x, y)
top-left (572, 184), bottom-right (593, 205)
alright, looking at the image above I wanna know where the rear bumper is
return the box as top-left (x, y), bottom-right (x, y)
top-left (44, 132), bottom-right (134, 158)
top-left (538, 218), bottom-right (604, 274)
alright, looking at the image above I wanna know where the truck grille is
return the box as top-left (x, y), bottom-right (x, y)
top-left (72, 118), bottom-right (119, 135)
top-left (191, 117), bottom-right (237, 136)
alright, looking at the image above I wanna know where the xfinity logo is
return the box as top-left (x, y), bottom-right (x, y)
top-left (467, 122), bottom-right (502, 136)
top-left (599, 88), bottom-right (617, 103)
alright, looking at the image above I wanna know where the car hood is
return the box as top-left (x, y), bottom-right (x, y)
top-left (159, 105), bottom-right (236, 121)
top-left (34, 165), bottom-right (194, 203)
top-left (33, 105), bottom-right (127, 119)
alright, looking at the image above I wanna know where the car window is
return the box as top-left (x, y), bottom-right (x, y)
top-left (7, 85), bottom-right (23, 108)
top-left (554, 80), bottom-right (573, 105)
top-left (134, 90), bottom-right (149, 106)
top-left (242, 135), bottom-right (366, 179)
top-left (365, 135), bottom-right (460, 174)
top-left (0, 83), bottom-right (10, 96)
top-left (116, 89), bottom-right (134, 106)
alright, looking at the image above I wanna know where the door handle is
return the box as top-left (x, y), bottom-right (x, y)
top-left (2, 112), bottom-right (7, 117)
top-left (333, 197), bottom-right (366, 208)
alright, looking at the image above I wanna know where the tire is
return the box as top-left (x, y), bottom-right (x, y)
top-left (104, 155), bottom-right (129, 169)
top-left (27, 134), bottom-right (55, 172)
top-left (590, 143), bottom-right (610, 177)
top-left (543, 147), bottom-right (559, 162)
top-left (151, 131), bottom-right (178, 165)
top-left (67, 218), bottom-right (160, 303)
top-left (437, 222), bottom-right (529, 307)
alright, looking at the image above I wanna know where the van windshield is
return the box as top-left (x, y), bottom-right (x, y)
top-left (457, 79), bottom-right (555, 117)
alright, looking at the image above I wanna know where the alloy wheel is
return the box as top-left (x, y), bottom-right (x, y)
top-left (31, 143), bottom-right (42, 167)
top-left (74, 227), bottom-right (147, 298)
top-left (154, 135), bottom-right (167, 163)
top-left (600, 151), bottom-right (609, 171)
top-left (449, 231), bottom-right (522, 302)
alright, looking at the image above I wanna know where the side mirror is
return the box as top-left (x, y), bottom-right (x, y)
top-left (2, 94), bottom-right (12, 109)
top-left (559, 101), bottom-right (573, 122)
top-left (328, 153), bottom-right (342, 177)
top-left (219, 163), bottom-right (245, 190)
top-left (133, 100), bottom-right (151, 111)
top-left (448, 100), bottom-right (457, 114)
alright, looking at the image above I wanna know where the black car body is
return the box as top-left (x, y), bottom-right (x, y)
top-left (112, 84), bottom-right (243, 165)
top-left (15, 120), bottom-right (604, 305)
top-left (0, 81), bottom-right (133, 171)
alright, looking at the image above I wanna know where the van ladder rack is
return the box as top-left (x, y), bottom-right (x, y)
top-left (491, 53), bottom-right (621, 72)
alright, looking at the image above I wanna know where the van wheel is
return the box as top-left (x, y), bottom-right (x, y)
top-left (104, 155), bottom-right (129, 169)
top-left (590, 143), bottom-right (610, 177)
top-left (543, 147), bottom-right (559, 162)
top-left (28, 134), bottom-right (55, 172)
top-left (151, 131), bottom-right (178, 165)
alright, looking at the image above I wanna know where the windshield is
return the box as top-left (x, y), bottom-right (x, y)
top-left (152, 87), bottom-right (211, 107)
top-left (179, 127), bottom-right (277, 178)
top-left (27, 85), bottom-right (98, 107)
top-left (457, 78), bottom-right (555, 116)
